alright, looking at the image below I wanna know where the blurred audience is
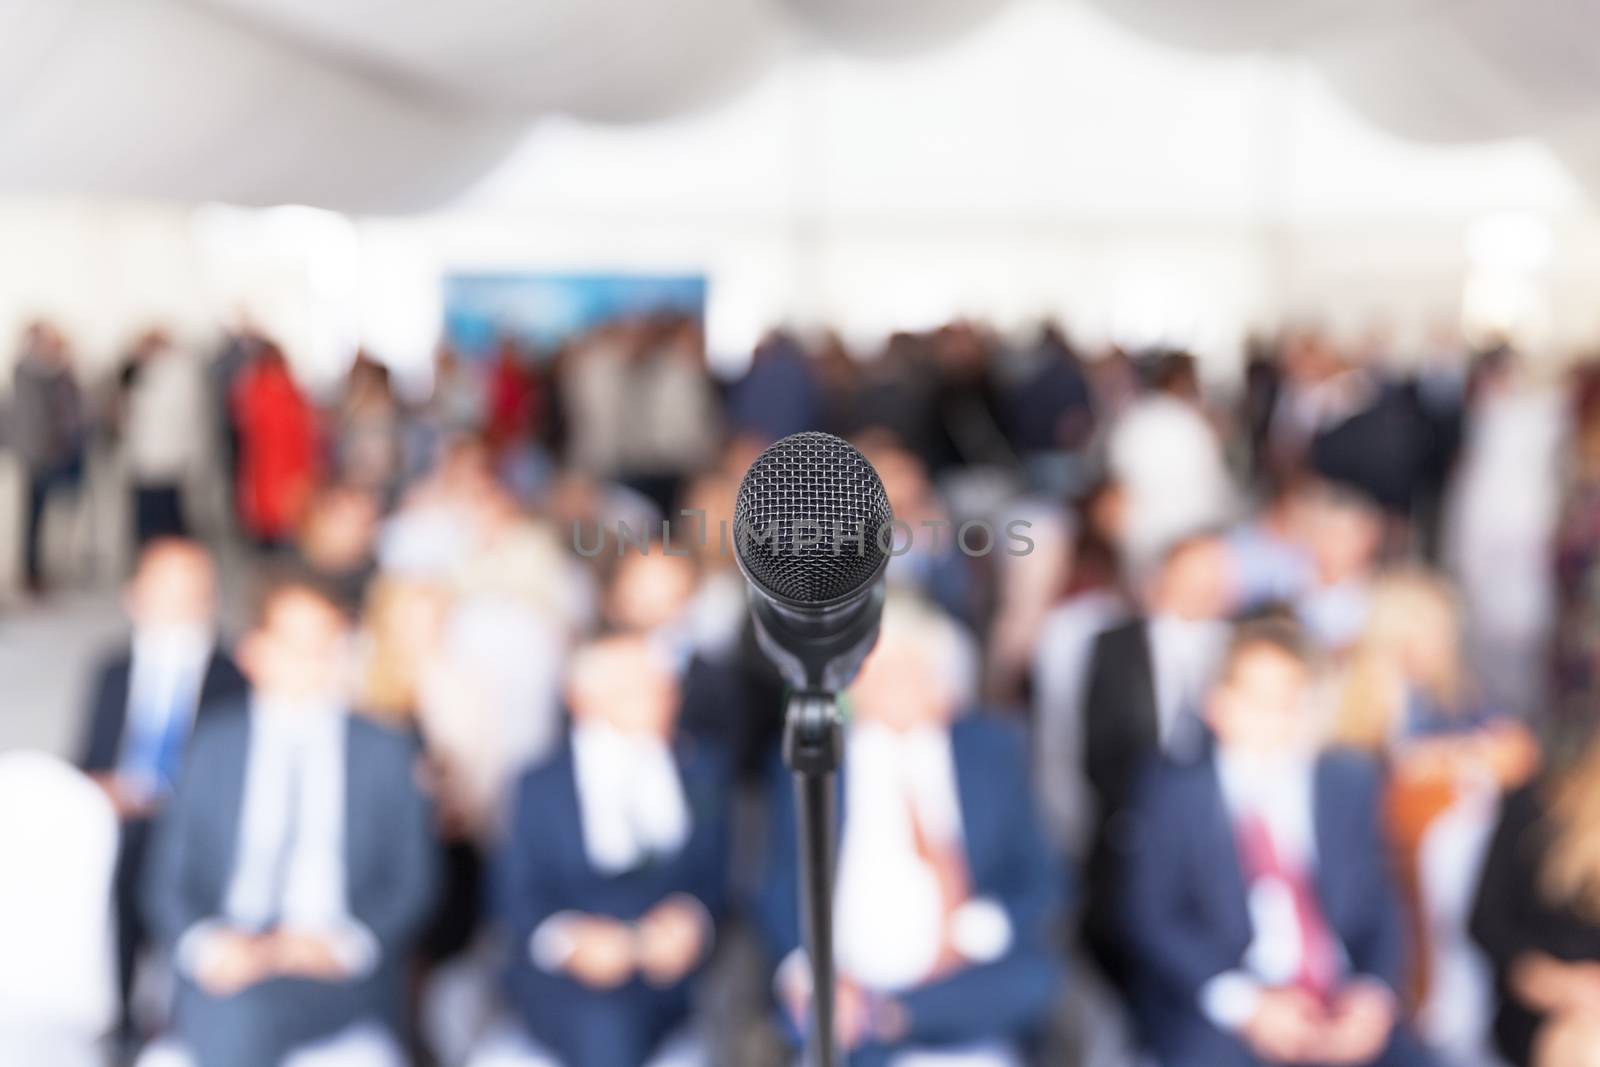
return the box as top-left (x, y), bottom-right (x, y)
top-left (8, 308), bottom-right (1600, 1067)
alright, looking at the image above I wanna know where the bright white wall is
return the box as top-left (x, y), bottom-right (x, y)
top-left (0, 0), bottom-right (1594, 388)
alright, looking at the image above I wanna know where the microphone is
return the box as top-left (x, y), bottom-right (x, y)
top-left (732, 431), bottom-right (894, 694)
top-left (731, 431), bottom-right (893, 1067)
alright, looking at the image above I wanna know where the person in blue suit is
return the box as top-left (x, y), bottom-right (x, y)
top-left (139, 575), bottom-right (439, 1067)
top-left (474, 633), bottom-right (732, 1067)
top-left (757, 595), bottom-right (1066, 1067)
top-left (1120, 618), bottom-right (1438, 1067)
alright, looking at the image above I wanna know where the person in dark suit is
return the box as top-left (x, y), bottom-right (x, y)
top-left (1079, 531), bottom-right (1233, 986)
top-left (77, 539), bottom-right (249, 1029)
top-left (1472, 743), bottom-right (1600, 1067)
top-left (474, 633), bottom-right (731, 1067)
top-left (139, 576), bottom-right (438, 1067)
top-left (1121, 620), bottom-right (1434, 1067)
top-left (758, 595), bottom-right (1065, 1067)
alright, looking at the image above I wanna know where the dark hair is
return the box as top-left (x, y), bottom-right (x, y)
top-left (1220, 616), bottom-right (1312, 679)
top-left (250, 563), bottom-right (351, 627)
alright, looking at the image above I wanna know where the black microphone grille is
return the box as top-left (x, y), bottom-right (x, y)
top-left (733, 431), bottom-right (893, 607)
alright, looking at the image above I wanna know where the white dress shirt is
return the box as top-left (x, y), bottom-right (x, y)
top-left (1297, 579), bottom-right (1372, 652)
top-left (833, 724), bottom-right (1011, 994)
top-left (1031, 591), bottom-right (1126, 853)
top-left (571, 723), bottom-right (690, 876)
top-left (529, 723), bottom-right (701, 973)
top-left (1147, 616), bottom-right (1228, 754)
top-left (1201, 751), bottom-right (1346, 1030)
top-left (181, 699), bottom-right (376, 979)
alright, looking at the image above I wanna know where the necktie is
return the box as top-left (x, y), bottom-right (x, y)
top-left (1234, 810), bottom-right (1339, 1000)
top-left (151, 687), bottom-right (192, 791)
top-left (121, 666), bottom-right (190, 796)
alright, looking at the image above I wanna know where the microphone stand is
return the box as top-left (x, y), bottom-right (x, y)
top-left (783, 690), bottom-right (844, 1067)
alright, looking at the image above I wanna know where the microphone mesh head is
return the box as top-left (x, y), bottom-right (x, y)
top-left (734, 431), bottom-right (893, 606)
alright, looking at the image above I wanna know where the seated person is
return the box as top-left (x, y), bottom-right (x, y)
top-left (757, 595), bottom-right (1065, 1067)
top-left (139, 575), bottom-right (439, 1067)
top-left (1120, 620), bottom-right (1435, 1067)
top-left (1472, 739), bottom-right (1600, 1067)
top-left (77, 539), bottom-right (248, 1028)
top-left (1332, 569), bottom-right (1538, 1028)
top-left (474, 634), bottom-right (731, 1067)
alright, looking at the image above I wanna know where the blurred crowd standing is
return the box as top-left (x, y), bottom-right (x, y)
top-left (8, 311), bottom-right (1600, 1067)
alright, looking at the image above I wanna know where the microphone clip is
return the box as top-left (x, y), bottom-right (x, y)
top-left (783, 690), bottom-right (844, 776)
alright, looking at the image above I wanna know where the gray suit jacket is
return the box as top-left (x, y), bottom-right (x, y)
top-left (142, 705), bottom-right (438, 1040)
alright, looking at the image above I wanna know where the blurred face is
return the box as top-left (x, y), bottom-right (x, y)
top-left (1308, 499), bottom-right (1382, 584)
top-left (568, 640), bottom-right (679, 739)
top-left (1153, 539), bottom-right (1233, 620)
top-left (1398, 598), bottom-right (1459, 689)
top-left (440, 439), bottom-right (494, 496)
top-left (1206, 644), bottom-right (1315, 758)
top-left (240, 589), bottom-right (353, 706)
top-left (850, 632), bottom-right (953, 732)
top-left (870, 446), bottom-right (931, 525)
top-left (1086, 483), bottom-right (1126, 548)
top-left (303, 490), bottom-right (378, 567)
top-left (609, 553), bottom-right (696, 632)
top-left (379, 582), bottom-right (449, 656)
top-left (125, 544), bottom-right (215, 631)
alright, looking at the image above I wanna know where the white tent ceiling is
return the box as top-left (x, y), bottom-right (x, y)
top-left (2, 0), bottom-right (1598, 212)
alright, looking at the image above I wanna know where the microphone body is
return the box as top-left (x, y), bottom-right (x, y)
top-left (733, 430), bottom-right (894, 694)
top-left (746, 585), bottom-right (886, 694)
top-left (732, 431), bottom-right (894, 1067)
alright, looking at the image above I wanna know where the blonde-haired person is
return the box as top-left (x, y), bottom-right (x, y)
top-left (1331, 568), bottom-right (1538, 1053)
top-left (358, 577), bottom-right (497, 970)
top-left (1332, 569), bottom-right (1536, 787)
top-left (1472, 740), bottom-right (1600, 1067)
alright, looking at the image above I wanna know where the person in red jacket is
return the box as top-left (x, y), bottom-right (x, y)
top-left (232, 343), bottom-right (319, 548)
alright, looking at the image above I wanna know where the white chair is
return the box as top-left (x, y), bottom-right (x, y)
top-left (0, 751), bottom-right (119, 1064)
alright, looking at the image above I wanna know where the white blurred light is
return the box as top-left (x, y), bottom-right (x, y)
top-left (1465, 211), bottom-right (1553, 272)
top-left (1462, 211), bottom-right (1554, 350)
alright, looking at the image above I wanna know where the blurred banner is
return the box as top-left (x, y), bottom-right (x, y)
top-left (443, 272), bottom-right (707, 356)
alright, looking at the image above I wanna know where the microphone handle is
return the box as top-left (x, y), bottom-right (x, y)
top-left (784, 692), bottom-right (845, 1067)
